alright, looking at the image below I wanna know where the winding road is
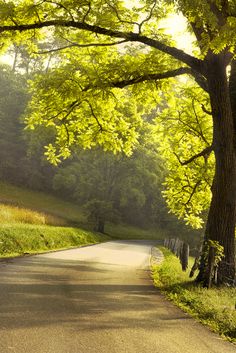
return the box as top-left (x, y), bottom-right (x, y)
top-left (0, 240), bottom-right (235, 353)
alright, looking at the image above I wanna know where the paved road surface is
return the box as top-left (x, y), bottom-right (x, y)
top-left (0, 240), bottom-right (235, 353)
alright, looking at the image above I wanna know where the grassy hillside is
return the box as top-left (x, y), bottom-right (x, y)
top-left (0, 181), bottom-right (168, 241)
top-left (0, 204), bottom-right (67, 226)
top-left (106, 223), bottom-right (166, 241)
top-left (0, 224), bottom-right (109, 258)
top-left (0, 181), bottom-right (169, 258)
top-left (0, 182), bottom-right (110, 257)
top-left (0, 181), bottom-right (86, 225)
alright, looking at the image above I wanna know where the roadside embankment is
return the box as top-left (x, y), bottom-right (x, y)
top-left (0, 223), bottom-right (110, 258)
top-left (151, 247), bottom-right (236, 344)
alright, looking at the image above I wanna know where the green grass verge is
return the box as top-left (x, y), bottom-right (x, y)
top-left (0, 223), bottom-right (110, 258)
top-left (152, 247), bottom-right (236, 343)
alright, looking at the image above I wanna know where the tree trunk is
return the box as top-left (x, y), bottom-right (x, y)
top-left (180, 242), bottom-right (189, 272)
top-left (197, 53), bottom-right (236, 286)
top-left (229, 59), bottom-right (236, 150)
top-left (12, 45), bottom-right (19, 73)
top-left (95, 217), bottom-right (105, 234)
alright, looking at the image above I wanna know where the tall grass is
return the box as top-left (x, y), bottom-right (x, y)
top-left (0, 204), bottom-right (66, 226)
top-left (0, 181), bottom-right (86, 225)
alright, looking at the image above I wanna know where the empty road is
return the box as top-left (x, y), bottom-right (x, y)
top-left (0, 240), bottom-right (235, 353)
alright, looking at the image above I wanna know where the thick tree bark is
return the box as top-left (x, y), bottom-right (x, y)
top-left (197, 53), bottom-right (236, 286)
top-left (229, 59), bottom-right (236, 149)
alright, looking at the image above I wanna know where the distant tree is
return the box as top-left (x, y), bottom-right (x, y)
top-left (85, 200), bottom-right (115, 233)
top-left (52, 146), bottom-right (197, 239)
top-left (0, 65), bottom-right (28, 184)
top-left (0, 65), bottom-right (56, 191)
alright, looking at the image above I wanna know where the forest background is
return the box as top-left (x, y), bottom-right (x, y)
top-left (0, 59), bottom-right (199, 244)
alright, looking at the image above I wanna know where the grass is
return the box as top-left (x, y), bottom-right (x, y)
top-left (0, 182), bottom-right (110, 257)
top-left (0, 181), bottom-right (169, 241)
top-left (0, 223), bottom-right (110, 258)
top-left (0, 181), bottom-right (166, 258)
top-left (106, 223), bottom-right (167, 241)
top-left (152, 247), bottom-right (236, 343)
top-left (0, 181), bottom-right (86, 225)
top-left (0, 204), bottom-right (67, 226)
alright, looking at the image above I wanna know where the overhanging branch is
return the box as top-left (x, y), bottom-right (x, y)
top-left (108, 67), bottom-right (193, 88)
top-left (35, 39), bottom-right (128, 54)
top-left (0, 20), bottom-right (204, 72)
top-left (206, 0), bottom-right (227, 26)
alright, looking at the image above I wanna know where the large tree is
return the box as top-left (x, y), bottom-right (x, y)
top-left (0, 0), bottom-right (235, 285)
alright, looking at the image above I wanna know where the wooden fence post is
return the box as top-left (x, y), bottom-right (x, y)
top-left (180, 242), bottom-right (189, 271)
top-left (164, 238), bottom-right (189, 272)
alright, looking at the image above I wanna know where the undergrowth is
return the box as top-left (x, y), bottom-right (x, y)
top-left (152, 247), bottom-right (236, 343)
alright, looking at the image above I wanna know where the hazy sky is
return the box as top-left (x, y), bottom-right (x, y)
top-left (160, 13), bottom-right (194, 54)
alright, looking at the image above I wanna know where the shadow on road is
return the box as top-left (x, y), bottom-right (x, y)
top-left (0, 253), bottom-right (189, 333)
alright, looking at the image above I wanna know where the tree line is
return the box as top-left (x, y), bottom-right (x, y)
top-left (0, 63), bottom-right (197, 242)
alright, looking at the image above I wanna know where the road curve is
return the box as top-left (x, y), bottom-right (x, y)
top-left (0, 240), bottom-right (235, 353)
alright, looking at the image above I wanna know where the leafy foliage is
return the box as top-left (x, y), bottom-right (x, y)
top-left (155, 81), bottom-right (214, 227)
top-left (0, 64), bottom-right (195, 240)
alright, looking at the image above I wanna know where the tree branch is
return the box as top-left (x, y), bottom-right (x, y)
top-left (190, 22), bottom-right (204, 43)
top-left (40, 0), bottom-right (75, 21)
top-left (191, 99), bottom-right (209, 145)
top-left (85, 100), bottom-right (104, 132)
top-left (220, 0), bottom-right (229, 16)
top-left (201, 104), bottom-right (212, 115)
top-left (174, 145), bottom-right (213, 166)
top-left (107, 67), bottom-right (193, 89)
top-left (0, 20), bottom-right (203, 72)
top-left (35, 39), bottom-right (128, 54)
top-left (105, 1), bottom-right (140, 28)
top-left (184, 180), bottom-right (202, 207)
top-left (138, 0), bottom-right (157, 33)
top-left (190, 69), bottom-right (208, 91)
top-left (82, 1), bottom-right (92, 23)
top-left (76, 67), bottom-right (205, 95)
top-left (206, 0), bottom-right (227, 26)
